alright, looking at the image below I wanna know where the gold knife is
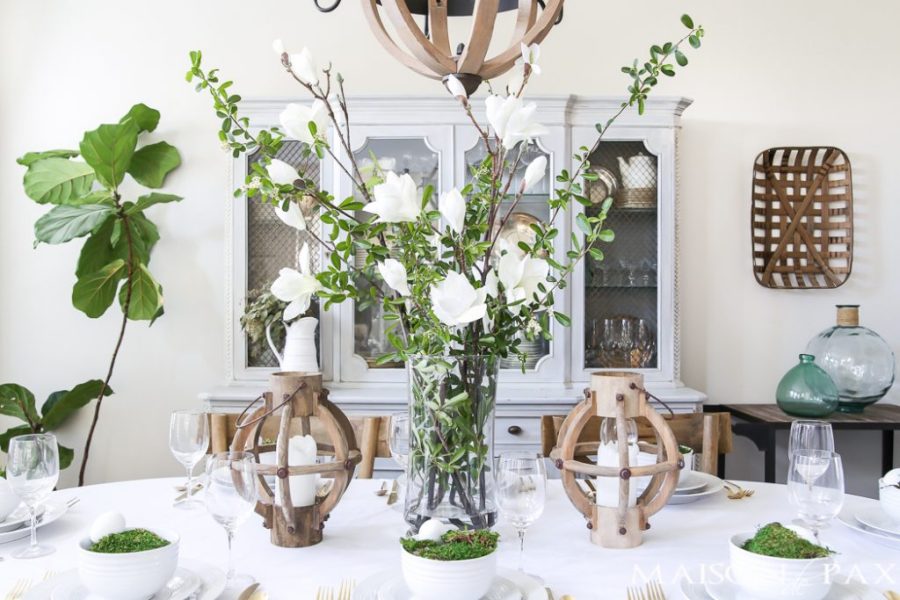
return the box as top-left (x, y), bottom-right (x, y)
top-left (237, 582), bottom-right (260, 600)
top-left (387, 480), bottom-right (400, 505)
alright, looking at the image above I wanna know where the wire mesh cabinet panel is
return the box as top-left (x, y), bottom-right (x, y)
top-left (570, 115), bottom-right (682, 385)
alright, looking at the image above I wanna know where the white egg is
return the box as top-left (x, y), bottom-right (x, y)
top-left (884, 468), bottom-right (900, 487)
top-left (415, 518), bottom-right (454, 541)
top-left (89, 511), bottom-right (126, 543)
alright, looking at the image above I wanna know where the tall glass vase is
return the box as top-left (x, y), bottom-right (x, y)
top-left (404, 355), bottom-right (498, 533)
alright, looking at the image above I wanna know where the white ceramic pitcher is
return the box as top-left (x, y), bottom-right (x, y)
top-left (266, 316), bottom-right (320, 373)
top-left (616, 153), bottom-right (657, 189)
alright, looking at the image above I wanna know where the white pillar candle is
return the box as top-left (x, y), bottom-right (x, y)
top-left (595, 441), bottom-right (638, 508)
top-left (276, 434), bottom-right (319, 507)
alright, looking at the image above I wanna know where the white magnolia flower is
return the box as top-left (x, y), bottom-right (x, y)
top-left (274, 201), bottom-right (307, 231)
top-left (289, 47), bottom-right (319, 85)
top-left (430, 271), bottom-right (487, 327)
top-left (445, 75), bottom-right (468, 100)
top-left (272, 38), bottom-right (285, 55)
top-left (520, 43), bottom-right (542, 75)
top-left (271, 243), bottom-right (322, 321)
top-left (498, 252), bottom-right (550, 309)
top-left (484, 268), bottom-right (499, 298)
top-left (279, 100), bottom-right (328, 145)
top-left (267, 159), bottom-right (299, 186)
top-left (484, 95), bottom-right (548, 149)
top-left (439, 188), bottom-right (466, 234)
top-left (378, 258), bottom-right (411, 297)
top-left (367, 171), bottom-right (421, 223)
top-left (521, 155), bottom-right (547, 192)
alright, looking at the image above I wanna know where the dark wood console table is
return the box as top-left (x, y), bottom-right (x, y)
top-left (706, 403), bottom-right (899, 482)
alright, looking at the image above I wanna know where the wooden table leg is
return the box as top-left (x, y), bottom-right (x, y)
top-left (884, 429), bottom-right (896, 476)
top-left (717, 453), bottom-right (726, 479)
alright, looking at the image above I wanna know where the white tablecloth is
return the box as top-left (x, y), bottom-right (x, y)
top-left (0, 478), bottom-right (896, 598)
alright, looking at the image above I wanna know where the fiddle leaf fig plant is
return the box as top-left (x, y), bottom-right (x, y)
top-left (5, 103), bottom-right (182, 485)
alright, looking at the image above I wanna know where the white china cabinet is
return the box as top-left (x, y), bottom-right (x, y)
top-left (203, 95), bottom-right (704, 466)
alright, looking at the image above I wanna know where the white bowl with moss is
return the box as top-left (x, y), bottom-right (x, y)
top-left (730, 523), bottom-right (834, 600)
top-left (78, 527), bottom-right (179, 600)
top-left (400, 527), bottom-right (498, 600)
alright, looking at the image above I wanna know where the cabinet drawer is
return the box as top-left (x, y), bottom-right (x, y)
top-left (494, 417), bottom-right (542, 447)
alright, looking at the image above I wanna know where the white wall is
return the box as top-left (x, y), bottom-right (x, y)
top-left (1, 0), bottom-right (897, 490)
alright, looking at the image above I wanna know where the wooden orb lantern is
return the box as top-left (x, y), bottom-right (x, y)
top-left (231, 372), bottom-right (361, 547)
top-left (549, 372), bottom-right (682, 548)
top-left (361, 0), bottom-right (564, 95)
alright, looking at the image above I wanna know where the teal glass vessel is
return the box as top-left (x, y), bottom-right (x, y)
top-left (776, 354), bottom-right (840, 418)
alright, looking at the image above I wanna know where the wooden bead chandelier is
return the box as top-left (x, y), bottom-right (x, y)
top-left (550, 372), bottom-right (682, 549)
top-left (313, 0), bottom-right (565, 94)
top-left (232, 372), bottom-right (361, 547)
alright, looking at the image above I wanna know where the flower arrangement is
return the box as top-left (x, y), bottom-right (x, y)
top-left (187, 14), bottom-right (703, 529)
top-left (401, 530), bottom-right (499, 561)
top-left (741, 523), bottom-right (833, 559)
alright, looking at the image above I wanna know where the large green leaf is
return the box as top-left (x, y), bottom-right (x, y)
top-left (127, 213), bottom-right (160, 265)
top-left (59, 444), bottom-right (75, 470)
top-left (0, 384), bottom-right (39, 425)
top-left (42, 380), bottom-right (112, 431)
top-left (72, 259), bottom-right (126, 318)
top-left (0, 425), bottom-right (34, 453)
top-left (17, 149), bottom-right (79, 167)
top-left (77, 219), bottom-right (117, 278)
top-left (119, 264), bottom-right (162, 320)
top-left (126, 193), bottom-right (182, 215)
top-left (127, 142), bottom-right (181, 189)
top-left (79, 122), bottom-right (138, 188)
top-left (34, 204), bottom-right (114, 245)
top-left (23, 158), bottom-right (95, 204)
top-left (67, 190), bottom-right (114, 207)
top-left (120, 103), bottom-right (160, 133)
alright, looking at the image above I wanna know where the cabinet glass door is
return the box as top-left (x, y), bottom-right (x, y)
top-left (583, 141), bottom-right (659, 370)
top-left (352, 137), bottom-right (440, 369)
top-left (465, 142), bottom-right (551, 370)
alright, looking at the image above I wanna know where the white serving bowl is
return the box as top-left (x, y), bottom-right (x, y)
top-left (880, 479), bottom-right (900, 524)
top-left (729, 532), bottom-right (833, 600)
top-left (401, 547), bottom-right (497, 600)
top-left (0, 478), bottom-right (20, 521)
top-left (77, 527), bottom-right (179, 600)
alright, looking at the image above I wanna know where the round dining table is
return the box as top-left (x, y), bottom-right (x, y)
top-left (0, 478), bottom-right (896, 599)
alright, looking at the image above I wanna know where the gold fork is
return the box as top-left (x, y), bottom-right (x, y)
top-left (645, 580), bottom-right (667, 600)
top-left (4, 579), bottom-right (30, 600)
top-left (336, 579), bottom-right (356, 600)
top-left (626, 587), bottom-right (645, 600)
top-left (723, 480), bottom-right (755, 500)
top-left (315, 586), bottom-right (333, 600)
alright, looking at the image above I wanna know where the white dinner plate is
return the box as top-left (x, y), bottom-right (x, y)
top-left (0, 504), bottom-right (45, 533)
top-left (47, 567), bottom-right (200, 600)
top-left (704, 576), bottom-right (882, 600)
top-left (666, 472), bottom-right (724, 505)
top-left (24, 559), bottom-right (225, 600)
top-left (838, 507), bottom-right (900, 550)
top-left (0, 498), bottom-right (68, 544)
top-left (854, 506), bottom-right (900, 537)
top-left (355, 568), bottom-right (544, 600)
top-left (678, 567), bottom-right (713, 599)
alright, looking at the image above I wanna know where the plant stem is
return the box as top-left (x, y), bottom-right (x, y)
top-left (517, 527), bottom-right (526, 571)
top-left (78, 206), bottom-right (134, 486)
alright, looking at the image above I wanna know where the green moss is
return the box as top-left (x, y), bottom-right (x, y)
top-left (742, 523), bottom-right (833, 559)
top-left (401, 530), bottom-right (499, 561)
top-left (89, 528), bottom-right (170, 554)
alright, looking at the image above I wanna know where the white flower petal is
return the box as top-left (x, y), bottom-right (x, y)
top-left (298, 242), bottom-right (312, 276)
top-left (498, 252), bottom-right (525, 292)
top-left (279, 100), bottom-right (328, 145)
top-left (522, 155), bottom-right (547, 192)
top-left (289, 47), bottom-right (318, 85)
top-left (267, 159), bottom-right (299, 186)
top-left (274, 201), bottom-right (307, 231)
top-left (445, 75), bottom-right (468, 100)
top-left (283, 298), bottom-right (307, 321)
top-left (368, 172), bottom-right (421, 223)
top-left (378, 259), bottom-right (411, 296)
top-left (272, 39), bottom-right (285, 55)
top-left (439, 188), bottom-right (466, 234)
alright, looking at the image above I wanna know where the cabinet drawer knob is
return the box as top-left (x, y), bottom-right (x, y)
top-left (507, 425), bottom-right (523, 435)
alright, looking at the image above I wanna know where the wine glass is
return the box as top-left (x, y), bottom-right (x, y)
top-left (389, 412), bottom-right (410, 471)
top-left (496, 452), bottom-right (546, 572)
top-left (788, 450), bottom-right (844, 543)
top-left (789, 420), bottom-right (834, 458)
top-left (204, 451), bottom-right (258, 591)
top-left (6, 433), bottom-right (60, 559)
top-left (169, 410), bottom-right (210, 509)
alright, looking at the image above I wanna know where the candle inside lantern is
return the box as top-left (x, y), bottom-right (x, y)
top-left (595, 417), bottom-right (639, 508)
top-left (276, 434), bottom-right (319, 507)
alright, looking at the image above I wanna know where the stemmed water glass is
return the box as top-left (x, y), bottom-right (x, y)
top-left (496, 452), bottom-right (546, 572)
top-left (169, 410), bottom-right (210, 508)
top-left (789, 420), bottom-right (834, 458)
top-left (389, 412), bottom-right (410, 471)
top-left (6, 433), bottom-right (60, 559)
top-left (788, 449), bottom-right (844, 543)
top-left (204, 451), bottom-right (259, 591)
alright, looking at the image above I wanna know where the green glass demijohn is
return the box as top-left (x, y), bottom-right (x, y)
top-left (776, 354), bottom-right (840, 418)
